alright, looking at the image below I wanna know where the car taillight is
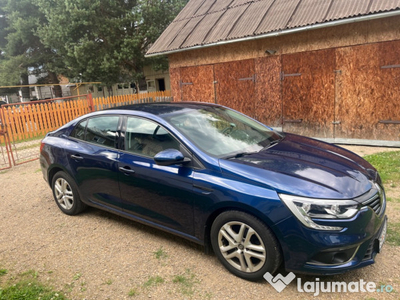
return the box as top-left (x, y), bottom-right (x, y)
top-left (40, 141), bottom-right (45, 152)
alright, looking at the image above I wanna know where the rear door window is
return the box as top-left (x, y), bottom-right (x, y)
top-left (70, 120), bottom-right (87, 140)
top-left (71, 116), bottom-right (119, 149)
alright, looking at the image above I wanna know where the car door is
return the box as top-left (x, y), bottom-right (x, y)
top-left (117, 116), bottom-right (195, 236)
top-left (66, 115), bottom-right (123, 210)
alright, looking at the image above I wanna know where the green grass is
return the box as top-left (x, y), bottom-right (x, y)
top-left (365, 151), bottom-right (400, 202)
top-left (128, 288), bottom-right (138, 297)
top-left (172, 269), bottom-right (197, 296)
top-left (80, 282), bottom-right (87, 292)
top-left (364, 151), bottom-right (400, 186)
top-left (72, 273), bottom-right (82, 281)
top-left (153, 247), bottom-right (168, 260)
top-left (15, 142), bottom-right (41, 151)
top-left (387, 222), bottom-right (400, 246)
top-left (0, 281), bottom-right (67, 300)
top-left (20, 270), bottom-right (38, 279)
top-left (12, 135), bottom-right (45, 145)
top-left (365, 151), bottom-right (400, 245)
top-left (143, 276), bottom-right (164, 288)
top-left (0, 269), bottom-right (67, 300)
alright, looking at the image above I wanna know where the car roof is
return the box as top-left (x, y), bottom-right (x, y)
top-left (107, 101), bottom-right (221, 116)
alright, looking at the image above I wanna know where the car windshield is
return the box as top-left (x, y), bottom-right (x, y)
top-left (163, 106), bottom-right (283, 158)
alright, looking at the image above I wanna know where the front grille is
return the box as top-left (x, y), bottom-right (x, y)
top-left (362, 192), bottom-right (382, 215)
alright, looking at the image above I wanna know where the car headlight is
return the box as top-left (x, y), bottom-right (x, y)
top-left (279, 194), bottom-right (359, 231)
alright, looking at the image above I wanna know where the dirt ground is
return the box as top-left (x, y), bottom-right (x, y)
top-left (0, 146), bottom-right (399, 300)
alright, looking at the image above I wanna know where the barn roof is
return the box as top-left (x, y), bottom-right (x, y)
top-left (146, 0), bottom-right (400, 57)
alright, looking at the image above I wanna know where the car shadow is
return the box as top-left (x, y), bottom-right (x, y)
top-left (80, 206), bottom-right (206, 254)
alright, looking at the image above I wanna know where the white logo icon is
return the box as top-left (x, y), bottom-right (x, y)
top-left (264, 272), bottom-right (296, 292)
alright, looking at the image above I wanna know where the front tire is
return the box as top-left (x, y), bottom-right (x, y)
top-left (211, 211), bottom-right (282, 281)
top-left (51, 171), bottom-right (86, 215)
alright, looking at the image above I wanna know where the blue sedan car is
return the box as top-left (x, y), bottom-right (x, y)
top-left (40, 102), bottom-right (387, 281)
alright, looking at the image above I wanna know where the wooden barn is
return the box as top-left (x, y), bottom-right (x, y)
top-left (146, 0), bottom-right (400, 146)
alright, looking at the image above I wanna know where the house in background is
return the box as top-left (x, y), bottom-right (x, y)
top-left (70, 82), bottom-right (136, 98)
top-left (28, 74), bottom-right (72, 100)
top-left (70, 66), bottom-right (171, 97)
top-left (0, 74), bottom-right (73, 103)
top-left (147, 0), bottom-right (400, 146)
top-left (143, 65), bottom-right (170, 92)
top-left (1, 64), bottom-right (170, 103)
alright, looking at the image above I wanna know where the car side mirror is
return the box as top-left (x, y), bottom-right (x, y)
top-left (154, 149), bottom-right (191, 166)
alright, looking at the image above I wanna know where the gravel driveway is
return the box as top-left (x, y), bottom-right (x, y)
top-left (0, 146), bottom-right (399, 299)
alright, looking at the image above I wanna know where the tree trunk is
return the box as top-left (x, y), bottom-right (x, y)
top-left (135, 81), bottom-right (139, 94)
top-left (107, 86), bottom-right (113, 96)
top-left (48, 71), bottom-right (62, 98)
top-left (20, 73), bottom-right (30, 102)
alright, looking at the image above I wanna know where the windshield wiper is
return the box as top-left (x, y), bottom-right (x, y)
top-left (261, 136), bottom-right (285, 151)
top-left (225, 137), bottom-right (285, 160)
top-left (224, 151), bottom-right (259, 160)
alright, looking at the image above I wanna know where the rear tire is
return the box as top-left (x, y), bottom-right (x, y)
top-left (51, 171), bottom-right (86, 215)
top-left (211, 211), bottom-right (282, 281)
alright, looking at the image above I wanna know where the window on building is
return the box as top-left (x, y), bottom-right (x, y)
top-left (147, 80), bottom-right (155, 89)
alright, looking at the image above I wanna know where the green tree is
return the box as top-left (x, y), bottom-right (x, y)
top-left (0, 0), bottom-right (65, 98)
top-left (35, 0), bottom-right (188, 91)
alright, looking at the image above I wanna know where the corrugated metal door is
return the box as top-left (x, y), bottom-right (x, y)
top-left (335, 41), bottom-right (400, 141)
top-left (214, 59), bottom-right (256, 118)
top-left (180, 65), bottom-right (215, 103)
top-left (282, 49), bottom-right (335, 138)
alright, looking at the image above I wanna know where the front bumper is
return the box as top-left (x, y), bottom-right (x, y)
top-left (275, 196), bottom-right (387, 275)
top-left (295, 215), bottom-right (387, 275)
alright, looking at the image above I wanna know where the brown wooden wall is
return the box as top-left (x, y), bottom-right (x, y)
top-left (335, 41), bottom-right (400, 140)
top-left (169, 67), bottom-right (181, 101)
top-left (282, 49), bottom-right (335, 138)
top-left (254, 56), bottom-right (282, 127)
top-left (214, 59), bottom-right (255, 118)
top-left (180, 65), bottom-right (215, 103)
top-left (169, 16), bottom-right (400, 69)
top-left (169, 40), bottom-right (400, 142)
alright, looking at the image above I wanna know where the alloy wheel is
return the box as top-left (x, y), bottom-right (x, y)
top-left (218, 221), bottom-right (266, 273)
top-left (54, 178), bottom-right (74, 210)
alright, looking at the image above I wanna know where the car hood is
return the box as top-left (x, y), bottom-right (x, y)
top-left (219, 133), bottom-right (377, 199)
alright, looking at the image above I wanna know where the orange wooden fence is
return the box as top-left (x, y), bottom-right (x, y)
top-left (1, 97), bottom-right (90, 143)
top-left (0, 90), bottom-right (172, 144)
top-left (93, 90), bottom-right (171, 110)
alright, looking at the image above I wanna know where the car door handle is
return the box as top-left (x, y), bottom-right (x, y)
top-left (119, 166), bottom-right (135, 175)
top-left (193, 184), bottom-right (214, 194)
top-left (71, 154), bottom-right (83, 160)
